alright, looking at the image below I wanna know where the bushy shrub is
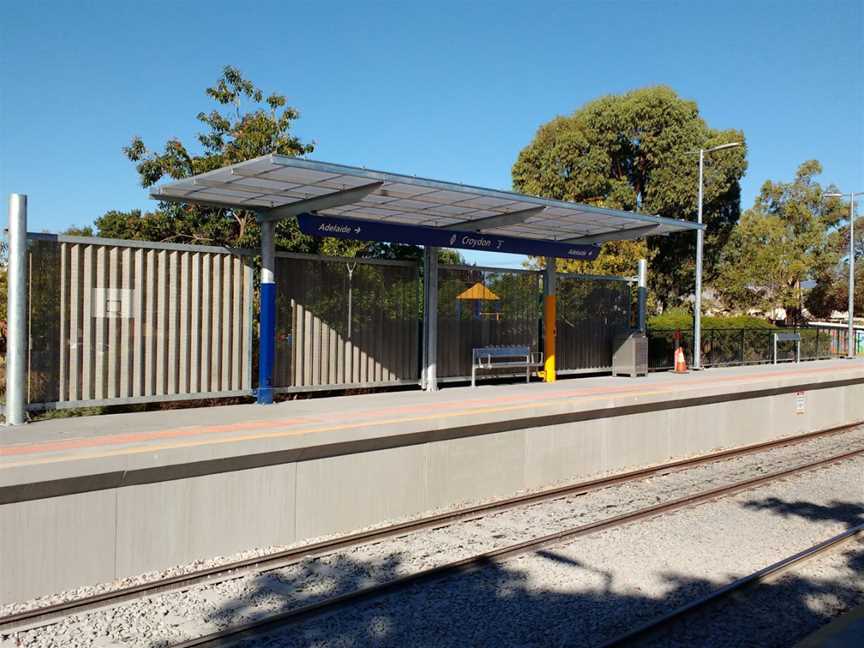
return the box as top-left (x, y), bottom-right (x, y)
top-left (648, 307), bottom-right (776, 331)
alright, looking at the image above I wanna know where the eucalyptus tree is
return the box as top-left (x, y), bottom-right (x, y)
top-left (718, 160), bottom-right (848, 322)
top-left (512, 86), bottom-right (747, 305)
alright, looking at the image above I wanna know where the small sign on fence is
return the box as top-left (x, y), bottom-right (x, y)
top-left (92, 287), bottom-right (134, 319)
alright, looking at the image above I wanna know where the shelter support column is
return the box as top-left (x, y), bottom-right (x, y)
top-left (637, 258), bottom-right (648, 332)
top-left (258, 219), bottom-right (276, 404)
top-left (6, 194), bottom-right (27, 424)
top-left (423, 246), bottom-right (439, 392)
top-left (543, 257), bottom-right (556, 383)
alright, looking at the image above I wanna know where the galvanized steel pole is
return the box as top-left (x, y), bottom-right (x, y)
top-left (637, 258), bottom-right (648, 333)
top-left (848, 196), bottom-right (855, 358)
top-left (425, 246), bottom-right (438, 391)
top-left (6, 194), bottom-right (27, 425)
top-left (257, 219), bottom-right (276, 404)
top-left (825, 191), bottom-right (862, 359)
top-left (694, 149), bottom-right (704, 370)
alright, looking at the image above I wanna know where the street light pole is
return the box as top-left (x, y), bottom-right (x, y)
top-left (850, 196), bottom-right (856, 358)
top-left (825, 191), bottom-right (862, 358)
top-left (694, 141), bottom-right (742, 370)
top-left (694, 149), bottom-right (704, 370)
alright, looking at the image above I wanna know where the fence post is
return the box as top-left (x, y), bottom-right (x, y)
top-left (709, 329), bottom-right (714, 367)
top-left (6, 194), bottom-right (27, 425)
top-left (423, 246), bottom-right (438, 392)
top-left (637, 259), bottom-right (647, 333)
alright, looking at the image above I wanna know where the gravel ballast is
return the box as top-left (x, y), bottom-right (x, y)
top-left (637, 535), bottom-right (864, 648)
top-left (4, 427), bottom-right (864, 647)
top-left (248, 456), bottom-right (864, 648)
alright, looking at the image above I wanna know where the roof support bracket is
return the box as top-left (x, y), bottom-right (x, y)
top-left (256, 181), bottom-right (384, 223)
top-left (442, 206), bottom-right (546, 232)
top-left (563, 223), bottom-right (662, 244)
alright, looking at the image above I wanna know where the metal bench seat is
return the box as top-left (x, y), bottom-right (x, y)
top-left (471, 345), bottom-right (544, 387)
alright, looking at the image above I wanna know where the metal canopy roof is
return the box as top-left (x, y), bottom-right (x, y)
top-left (151, 154), bottom-right (701, 244)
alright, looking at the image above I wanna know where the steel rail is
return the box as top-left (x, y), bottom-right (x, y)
top-left (0, 423), bottom-right (859, 634)
top-left (166, 446), bottom-right (864, 647)
top-left (599, 522), bottom-right (864, 647)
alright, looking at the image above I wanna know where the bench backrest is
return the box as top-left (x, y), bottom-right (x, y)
top-left (472, 345), bottom-right (530, 360)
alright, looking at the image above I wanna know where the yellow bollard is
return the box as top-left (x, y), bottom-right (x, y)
top-left (543, 295), bottom-right (556, 382)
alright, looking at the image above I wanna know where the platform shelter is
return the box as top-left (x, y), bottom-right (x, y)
top-left (4, 156), bottom-right (701, 422)
top-left (149, 155), bottom-right (700, 403)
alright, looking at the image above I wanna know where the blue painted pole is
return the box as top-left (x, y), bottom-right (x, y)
top-left (258, 220), bottom-right (276, 404)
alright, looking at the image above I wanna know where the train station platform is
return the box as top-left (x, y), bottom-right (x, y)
top-left (2, 359), bottom-right (864, 604)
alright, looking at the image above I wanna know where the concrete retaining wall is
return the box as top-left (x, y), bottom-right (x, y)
top-left (2, 379), bottom-right (863, 604)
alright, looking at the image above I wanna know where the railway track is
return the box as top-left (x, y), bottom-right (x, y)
top-left (599, 521), bottom-right (864, 647)
top-left (1, 423), bottom-right (861, 640)
top-left (169, 443), bottom-right (864, 647)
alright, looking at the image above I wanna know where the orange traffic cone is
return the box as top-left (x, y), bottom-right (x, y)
top-left (674, 347), bottom-right (688, 373)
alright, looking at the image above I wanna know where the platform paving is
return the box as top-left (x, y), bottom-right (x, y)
top-left (2, 359), bottom-right (863, 491)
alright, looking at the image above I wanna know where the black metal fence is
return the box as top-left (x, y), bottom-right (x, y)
top-left (436, 265), bottom-right (540, 379)
top-left (556, 275), bottom-right (632, 373)
top-left (647, 326), bottom-right (850, 371)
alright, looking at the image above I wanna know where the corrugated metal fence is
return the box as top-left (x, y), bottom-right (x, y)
top-left (27, 234), bottom-right (254, 409)
top-left (22, 236), bottom-right (639, 407)
top-left (274, 253), bottom-right (420, 391)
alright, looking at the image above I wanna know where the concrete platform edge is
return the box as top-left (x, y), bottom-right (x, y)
top-left (3, 375), bottom-right (862, 505)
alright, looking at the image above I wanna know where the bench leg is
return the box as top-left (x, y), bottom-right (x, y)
top-left (526, 364), bottom-right (530, 383)
top-left (471, 366), bottom-right (476, 388)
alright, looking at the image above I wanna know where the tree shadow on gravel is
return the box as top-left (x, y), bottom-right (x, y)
top-left (741, 496), bottom-right (864, 529)
top-left (163, 497), bottom-right (864, 648)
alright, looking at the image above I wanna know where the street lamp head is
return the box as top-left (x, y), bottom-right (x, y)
top-left (823, 192), bottom-right (845, 198)
top-left (705, 142), bottom-right (742, 153)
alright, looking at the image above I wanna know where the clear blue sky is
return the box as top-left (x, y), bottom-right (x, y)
top-left (1, 0), bottom-right (862, 268)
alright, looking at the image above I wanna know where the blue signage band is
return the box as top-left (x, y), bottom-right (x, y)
top-left (297, 213), bottom-right (600, 261)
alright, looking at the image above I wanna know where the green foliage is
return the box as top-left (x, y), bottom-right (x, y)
top-left (512, 86), bottom-right (747, 305)
top-left (0, 265), bottom-right (6, 326)
top-left (648, 307), bottom-right (775, 330)
top-left (126, 65), bottom-right (313, 185)
top-left (108, 65), bottom-right (322, 252)
top-left (0, 239), bottom-right (6, 325)
top-left (62, 225), bottom-right (94, 237)
top-left (806, 204), bottom-right (863, 318)
top-left (717, 161), bottom-right (847, 321)
top-left (84, 66), bottom-right (466, 263)
top-left (806, 263), bottom-right (864, 318)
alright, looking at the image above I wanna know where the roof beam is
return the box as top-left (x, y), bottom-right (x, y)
top-left (150, 188), bottom-right (273, 211)
top-left (563, 224), bottom-right (662, 244)
top-left (257, 181), bottom-right (384, 223)
top-left (441, 206), bottom-right (546, 232)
